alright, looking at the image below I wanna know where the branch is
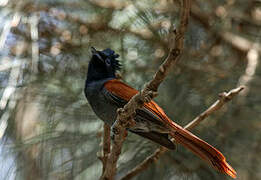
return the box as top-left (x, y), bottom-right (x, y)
top-left (97, 124), bottom-right (111, 175)
top-left (120, 86), bottom-right (244, 180)
top-left (120, 147), bottom-right (168, 180)
top-left (237, 48), bottom-right (259, 97)
top-left (190, 4), bottom-right (261, 54)
top-left (184, 86), bottom-right (245, 131)
top-left (101, 0), bottom-right (191, 180)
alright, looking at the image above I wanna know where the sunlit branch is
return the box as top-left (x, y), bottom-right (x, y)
top-left (184, 86), bottom-right (245, 131)
top-left (101, 1), bottom-right (191, 180)
top-left (237, 48), bottom-right (259, 96)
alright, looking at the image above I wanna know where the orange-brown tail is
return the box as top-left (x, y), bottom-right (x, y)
top-left (104, 79), bottom-right (236, 178)
top-left (170, 127), bottom-right (236, 178)
top-left (143, 98), bottom-right (236, 178)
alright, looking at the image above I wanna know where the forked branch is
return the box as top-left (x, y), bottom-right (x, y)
top-left (120, 86), bottom-right (244, 180)
top-left (100, 0), bottom-right (191, 180)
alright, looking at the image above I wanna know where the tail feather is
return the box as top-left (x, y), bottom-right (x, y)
top-left (169, 122), bottom-right (236, 178)
top-left (131, 130), bottom-right (176, 150)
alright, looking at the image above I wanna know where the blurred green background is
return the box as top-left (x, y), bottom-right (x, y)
top-left (0, 0), bottom-right (260, 179)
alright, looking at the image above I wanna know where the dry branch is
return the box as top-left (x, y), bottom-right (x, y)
top-left (120, 86), bottom-right (244, 180)
top-left (98, 124), bottom-right (111, 175)
top-left (237, 48), bottom-right (259, 97)
top-left (184, 86), bottom-right (245, 131)
top-left (190, 4), bottom-right (261, 54)
top-left (101, 0), bottom-right (191, 180)
top-left (120, 147), bottom-right (168, 180)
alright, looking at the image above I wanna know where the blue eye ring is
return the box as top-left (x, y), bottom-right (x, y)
top-left (105, 58), bottom-right (111, 65)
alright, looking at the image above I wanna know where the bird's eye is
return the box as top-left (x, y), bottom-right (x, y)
top-left (105, 58), bottom-right (111, 65)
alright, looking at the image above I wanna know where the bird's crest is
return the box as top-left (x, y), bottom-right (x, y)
top-left (91, 47), bottom-right (121, 70)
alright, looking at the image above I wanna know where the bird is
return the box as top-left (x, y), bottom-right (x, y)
top-left (84, 47), bottom-right (237, 179)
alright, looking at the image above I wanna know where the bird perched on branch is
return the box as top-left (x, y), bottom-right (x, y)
top-left (84, 47), bottom-right (236, 178)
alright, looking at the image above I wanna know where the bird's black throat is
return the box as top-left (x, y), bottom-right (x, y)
top-left (85, 58), bottom-right (116, 84)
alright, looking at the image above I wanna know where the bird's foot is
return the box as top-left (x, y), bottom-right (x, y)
top-left (110, 131), bottom-right (115, 141)
top-left (168, 134), bottom-right (177, 151)
top-left (110, 126), bottom-right (128, 142)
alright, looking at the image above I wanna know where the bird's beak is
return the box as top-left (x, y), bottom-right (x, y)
top-left (91, 47), bottom-right (97, 54)
top-left (91, 47), bottom-right (103, 62)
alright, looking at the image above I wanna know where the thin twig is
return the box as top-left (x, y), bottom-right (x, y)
top-left (101, 1), bottom-right (191, 180)
top-left (102, 124), bottom-right (111, 174)
top-left (237, 48), bottom-right (259, 97)
top-left (184, 86), bottom-right (245, 131)
top-left (120, 147), bottom-right (168, 180)
top-left (190, 4), bottom-right (261, 54)
top-left (98, 124), bottom-right (111, 175)
top-left (120, 86), bottom-right (244, 180)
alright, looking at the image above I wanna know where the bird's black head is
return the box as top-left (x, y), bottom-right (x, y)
top-left (86, 47), bottom-right (121, 83)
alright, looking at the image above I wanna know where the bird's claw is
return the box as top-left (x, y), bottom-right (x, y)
top-left (110, 130), bottom-right (115, 141)
top-left (110, 123), bottom-right (119, 141)
top-left (168, 134), bottom-right (177, 151)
